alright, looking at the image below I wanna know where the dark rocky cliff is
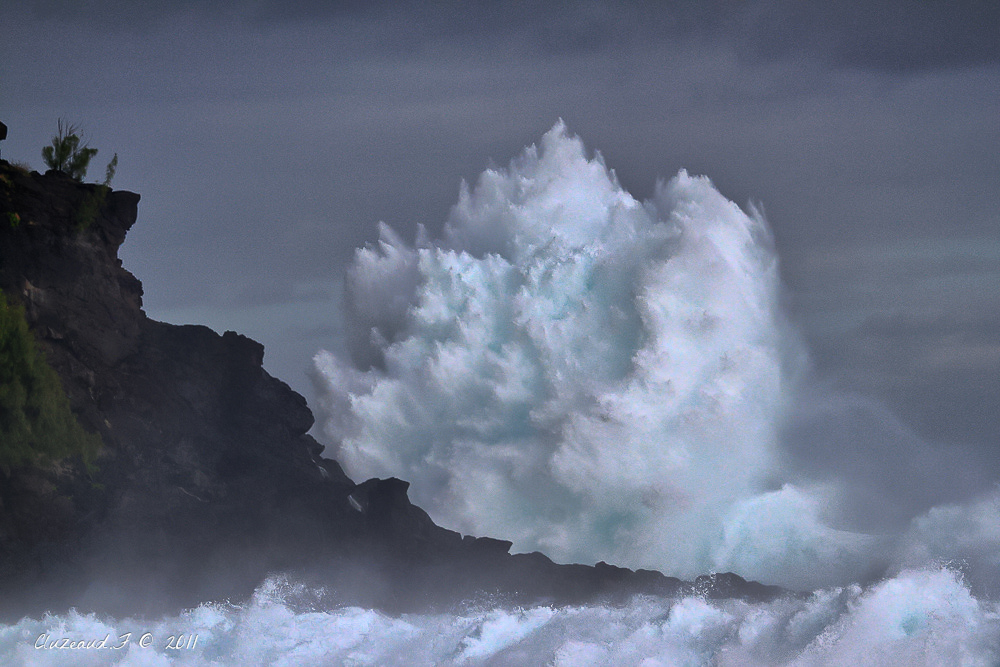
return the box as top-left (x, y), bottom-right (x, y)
top-left (0, 162), bottom-right (787, 619)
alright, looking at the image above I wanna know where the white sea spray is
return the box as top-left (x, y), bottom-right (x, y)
top-left (312, 122), bottom-right (1000, 595)
top-left (2, 569), bottom-right (997, 666)
top-left (314, 121), bottom-right (820, 580)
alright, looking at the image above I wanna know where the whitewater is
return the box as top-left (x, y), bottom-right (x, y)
top-left (3, 124), bottom-right (998, 663)
top-left (2, 569), bottom-right (998, 666)
top-left (314, 122), bottom-right (1000, 595)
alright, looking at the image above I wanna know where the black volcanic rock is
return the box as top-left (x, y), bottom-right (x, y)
top-left (0, 161), bottom-right (793, 618)
top-left (694, 572), bottom-right (788, 603)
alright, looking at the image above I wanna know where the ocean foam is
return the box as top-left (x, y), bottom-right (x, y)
top-left (3, 569), bottom-right (996, 666)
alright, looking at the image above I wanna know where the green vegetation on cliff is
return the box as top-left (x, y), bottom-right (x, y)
top-left (0, 289), bottom-right (101, 473)
top-left (41, 119), bottom-right (97, 182)
top-left (75, 152), bottom-right (117, 230)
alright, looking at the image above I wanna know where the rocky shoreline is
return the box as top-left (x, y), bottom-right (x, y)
top-left (0, 162), bottom-right (789, 619)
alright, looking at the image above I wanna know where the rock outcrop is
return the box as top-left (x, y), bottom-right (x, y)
top-left (0, 162), bottom-right (789, 619)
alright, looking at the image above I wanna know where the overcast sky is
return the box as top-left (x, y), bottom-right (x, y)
top-left (2, 0), bottom-right (998, 465)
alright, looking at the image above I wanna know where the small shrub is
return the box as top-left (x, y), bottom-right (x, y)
top-left (42, 119), bottom-right (97, 181)
top-left (103, 153), bottom-right (117, 185)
